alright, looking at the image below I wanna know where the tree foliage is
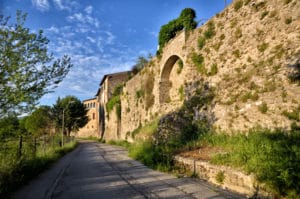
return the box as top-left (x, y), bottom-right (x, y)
top-left (0, 11), bottom-right (72, 117)
top-left (158, 8), bottom-right (197, 54)
top-left (0, 115), bottom-right (19, 139)
top-left (24, 106), bottom-right (53, 136)
top-left (53, 96), bottom-right (88, 136)
top-left (131, 56), bottom-right (149, 75)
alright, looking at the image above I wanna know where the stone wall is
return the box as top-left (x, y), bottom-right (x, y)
top-left (174, 155), bottom-right (271, 198)
top-left (102, 0), bottom-right (300, 141)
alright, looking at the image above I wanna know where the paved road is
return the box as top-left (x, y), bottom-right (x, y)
top-left (13, 141), bottom-right (246, 199)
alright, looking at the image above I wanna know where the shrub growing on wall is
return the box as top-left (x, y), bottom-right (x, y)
top-left (158, 8), bottom-right (197, 54)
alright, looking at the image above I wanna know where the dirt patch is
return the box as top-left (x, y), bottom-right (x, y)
top-left (177, 146), bottom-right (226, 161)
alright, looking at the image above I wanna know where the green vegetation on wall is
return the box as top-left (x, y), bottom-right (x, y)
top-left (191, 52), bottom-right (206, 74)
top-left (158, 8), bottom-right (197, 55)
top-left (106, 84), bottom-right (123, 119)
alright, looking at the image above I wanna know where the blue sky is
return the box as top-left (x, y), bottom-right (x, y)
top-left (1, 0), bottom-right (232, 106)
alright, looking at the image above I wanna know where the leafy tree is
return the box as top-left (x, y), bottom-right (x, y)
top-left (24, 106), bottom-right (53, 136)
top-left (179, 8), bottom-right (197, 30)
top-left (53, 96), bottom-right (88, 136)
top-left (0, 115), bottom-right (19, 139)
top-left (0, 11), bottom-right (72, 117)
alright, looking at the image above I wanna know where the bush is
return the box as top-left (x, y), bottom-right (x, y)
top-left (158, 8), bottom-right (197, 53)
top-left (180, 8), bottom-right (197, 30)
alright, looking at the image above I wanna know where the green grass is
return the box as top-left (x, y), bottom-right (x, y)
top-left (201, 128), bottom-right (300, 197)
top-left (0, 140), bottom-right (77, 198)
top-left (107, 140), bottom-right (130, 148)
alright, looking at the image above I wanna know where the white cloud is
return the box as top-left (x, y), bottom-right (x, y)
top-left (67, 12), bottom-right (100, 28)
top-left (31, 0), bottom-right (50, 11)
top-left (105, 31), bottom-right (115, 45)
top-left (52, 0), bottom-right (78, 11)
top-left (84, 5), bottom-right (93, 14)
top-left (87, 36), bottom-right (96, 43)
top-left (47, 25), bottom-right (59, 33)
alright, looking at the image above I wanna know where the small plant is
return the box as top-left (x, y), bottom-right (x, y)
top-left (135, 90), bottom-right (144, 99)
top-left (285, 17), bottom-right (292, 24)
top-left (215, 171), bottom-right (225, 184)
top-left (233, 49), bottom-right (241, 58)
top-left (271, 44), bottom-right (284, 59)
top-left (203, 20), bottom-right (216, 39)
top-left (282, 106), bottom-right (300, 121)
top-left (284, 0), bottom-right (292, 4)
top-left (177, 59), bottom-right (184, 74)
top-left (178, 85), bottom-right (185, 101)
top-left (209, 63), bottom-right (218, 76)
top-left (191, 53), bottom-right (206, 74)
top-left (253, 1), bottom-right (266, 11)
top-left (197, 36), bottom-right (206, 49)
top-left (235, 28), bottom-right (242, 39)
top-left (257, 42), bottom-right (269, 53)
top-left (234, 0), bottom-right (243, 11)
top-left (258, 102), bottom-right (268, 113)
top-left (220, 34), bottom-right (225, 40)
top-left (260, 11), bottom-right (269, 20)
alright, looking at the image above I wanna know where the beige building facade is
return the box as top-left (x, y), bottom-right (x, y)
top-left (76, 98), bottom-right (100, 138)
top-left (77, 71), bottom-right (130, 138)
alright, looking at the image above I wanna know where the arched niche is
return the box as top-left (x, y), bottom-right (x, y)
top-left (159, 55), bottom-right (183, 104)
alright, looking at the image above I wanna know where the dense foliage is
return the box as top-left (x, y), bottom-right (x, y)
top-left (0, 11), bottom-right (72, 117)
top-left (158, 8), bottom-right (197, 54)
top-left (24, 106), bottom-right (53, 137)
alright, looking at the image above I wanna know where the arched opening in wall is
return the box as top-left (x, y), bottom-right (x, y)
top-left (159, 55), bottom-right (184, 104)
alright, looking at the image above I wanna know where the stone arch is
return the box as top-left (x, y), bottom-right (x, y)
top-left (159, 54), bottom-right (183, 104)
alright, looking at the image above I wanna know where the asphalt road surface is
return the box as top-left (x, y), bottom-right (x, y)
top-left (13, 141), bottom-right (246, 199)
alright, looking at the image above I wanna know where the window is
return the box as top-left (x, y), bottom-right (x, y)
top-left (93, 113), bottom-right (95, 119)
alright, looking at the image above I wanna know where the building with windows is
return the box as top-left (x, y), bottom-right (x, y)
top-left (76, 71), bottom-right (130, 138)
top-left (96, 71), bottom-right (131, 139)
top-left (76, 97), bottom-right (99, 138)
